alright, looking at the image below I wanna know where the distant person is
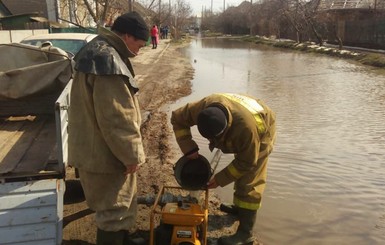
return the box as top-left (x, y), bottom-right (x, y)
top-left (151, 25), bottom-right (158, 49)
top-left (164, 25), bottom-right (169, 39)
top-left (68, 11), bottom-right (149, 245)
top-left (171, 93), bottom-right (276, 245)
top-left (160, 26), bottom-right (165, 39)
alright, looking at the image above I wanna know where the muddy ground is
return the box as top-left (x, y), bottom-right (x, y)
top-left (62, 39), bottom-right (240, 245)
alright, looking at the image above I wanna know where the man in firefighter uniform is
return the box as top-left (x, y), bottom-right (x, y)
top-left (171, 93), bottom-right (276, 245)
top-left (68, 12), bottom-right (148, 244)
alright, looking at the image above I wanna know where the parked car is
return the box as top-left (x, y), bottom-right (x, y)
top-left (20, 33), bottom-right (97, 58)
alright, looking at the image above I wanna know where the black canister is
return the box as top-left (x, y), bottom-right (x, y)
top-left (173, 154), bottom-right (212, 190)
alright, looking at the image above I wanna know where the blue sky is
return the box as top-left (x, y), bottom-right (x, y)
top-left (187, 0), bottom-right (244, 16)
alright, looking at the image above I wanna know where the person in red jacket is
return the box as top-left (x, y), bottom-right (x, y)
top-left (150, 25), bottom-right (159, 49)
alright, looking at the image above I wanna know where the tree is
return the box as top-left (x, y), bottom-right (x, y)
top-left (136, 0), bottom-right (193, 39)
top-left (57, 0), bottom-right (193, 40)
top-left (58, 0), bottom-right (125, 27)
top-left (171, 0), bottom-right (193, 39)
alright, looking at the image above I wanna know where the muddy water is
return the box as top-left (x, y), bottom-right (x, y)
top-left (167, 38), bottom-right (385, 244)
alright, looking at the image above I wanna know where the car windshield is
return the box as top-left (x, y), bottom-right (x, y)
top-left (21, 39), bottom-right (86, 55)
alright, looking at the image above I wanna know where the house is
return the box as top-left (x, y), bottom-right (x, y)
top-left (1, 0), bottom-right (57, 21)
top-left (0, 0), bottom-right (63, 30)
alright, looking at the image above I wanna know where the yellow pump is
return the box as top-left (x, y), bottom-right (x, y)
top-left (149, 186), bottom-right (208, 245)
top-left (150, 150), bottom-right (222, 245)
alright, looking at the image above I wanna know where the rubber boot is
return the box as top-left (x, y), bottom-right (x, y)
top-left (217, 208), bottom-right (257, 245)
top-left (96, 228), bottom-right (125, 245)
top-left (123, 230), bottom-right (146, 245)
top-left (220, 203), bottom-right (239, 215)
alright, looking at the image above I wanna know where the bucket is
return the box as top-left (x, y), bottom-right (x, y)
top-left (173, 154), bottom-right (212, 190)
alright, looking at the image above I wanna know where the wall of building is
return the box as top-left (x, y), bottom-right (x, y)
top-left (0, 29), bottom-right (48, 43)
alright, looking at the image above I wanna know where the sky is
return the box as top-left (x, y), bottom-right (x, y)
top-left (186, 0), bottom-right (244, 16)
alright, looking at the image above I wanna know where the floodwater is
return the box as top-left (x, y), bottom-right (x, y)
top-left (167, 38), bottom-right (385, 244)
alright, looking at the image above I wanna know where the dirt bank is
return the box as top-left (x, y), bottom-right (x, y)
top-left (62, 39), bottom-right (240, 245)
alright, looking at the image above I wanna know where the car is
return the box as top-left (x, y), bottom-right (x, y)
top-left (20, 33), bottom-right (97, 57)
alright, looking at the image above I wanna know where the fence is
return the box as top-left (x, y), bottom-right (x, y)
top-left (0, 29), bottom-right (49, 44)
top-left (0, 27), bottom-right (96, 44)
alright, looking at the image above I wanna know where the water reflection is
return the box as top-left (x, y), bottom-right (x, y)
top-left (169, 38), bottom-right (385, 244)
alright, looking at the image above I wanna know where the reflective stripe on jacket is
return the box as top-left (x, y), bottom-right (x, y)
top-left (220, 93), bottom-right (266, 136)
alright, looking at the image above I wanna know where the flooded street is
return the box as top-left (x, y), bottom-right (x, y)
top-left (168, 38), bottom-right (385, 244)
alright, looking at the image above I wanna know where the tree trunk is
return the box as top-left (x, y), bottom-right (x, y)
top-left (336, 36), bottom-right (343, 50)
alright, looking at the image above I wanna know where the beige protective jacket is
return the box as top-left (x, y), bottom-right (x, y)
top-left (171, 93), bottom-right (276, 188)
top-left (68, 28), bottom-right (145, 174)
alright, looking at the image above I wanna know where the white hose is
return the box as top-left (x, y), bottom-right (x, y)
top-left (210, 149), bottom-right (223, 179)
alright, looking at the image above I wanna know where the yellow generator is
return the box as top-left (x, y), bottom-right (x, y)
top-left (149, 186), bottom-right (208, 245)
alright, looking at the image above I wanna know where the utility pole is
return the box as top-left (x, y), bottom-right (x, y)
top-left (128, 0), bottom-right (133, 12)
top-left (159, 0), bottom-right (161, 24)
top-left (249, 0), bottom-right (253, 35)
top-left (374, 0), bottom-right (378, 43)
top-left (174, 2), bottom-right (177, 39)
top-left (45, 0), bottom-right (56, 21)
top-left (68, 0), bottom-right (75, 22)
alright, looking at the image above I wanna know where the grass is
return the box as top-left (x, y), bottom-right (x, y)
top-left (358, 53), bottom-right (385, 68)
top-left (238, 35), bottom-right (385, 68)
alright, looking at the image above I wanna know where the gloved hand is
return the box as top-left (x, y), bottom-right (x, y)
top-left (186, 151), bottom-right (199, 159)
top-left (124, 164), bottom-right (139, 175)
top-left (207, 176), bottom-right (219, 189)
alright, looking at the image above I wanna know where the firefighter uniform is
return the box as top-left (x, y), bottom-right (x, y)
top-left (68, 12), bottom-right (148, 245)
top-left (171, 93), bottom-right (276, 244)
